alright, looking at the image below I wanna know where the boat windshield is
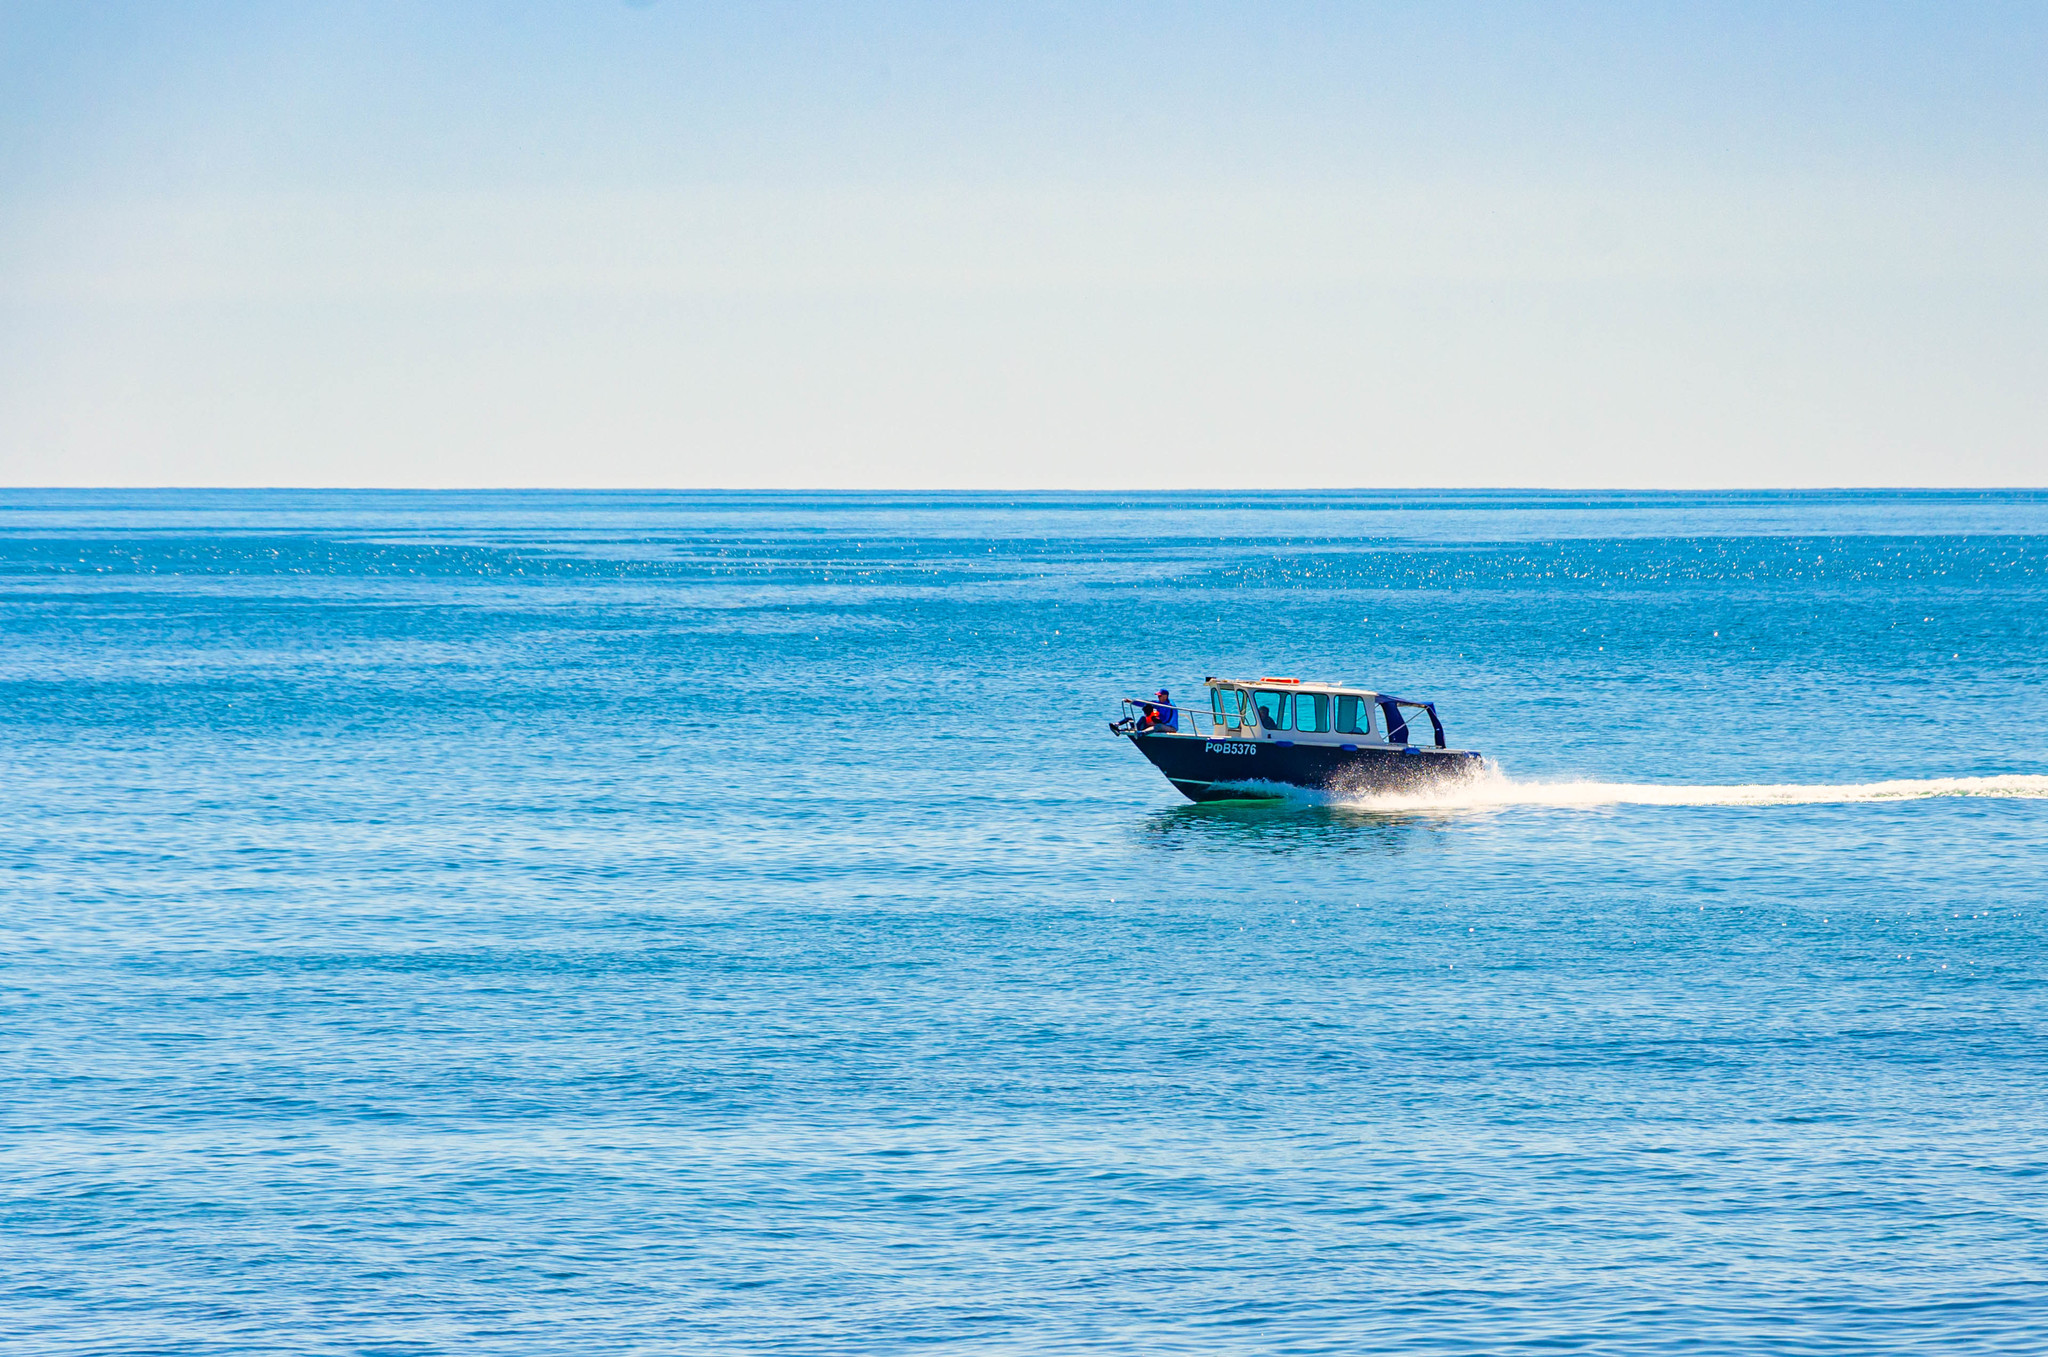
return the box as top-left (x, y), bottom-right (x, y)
top-left (1212, 688), bottom-right (1254, 731)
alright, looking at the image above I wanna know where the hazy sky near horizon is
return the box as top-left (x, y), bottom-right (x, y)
top-left (3, 2), bottom-right (2045, 488)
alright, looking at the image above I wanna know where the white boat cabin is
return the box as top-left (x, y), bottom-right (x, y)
top-left (1201, 676), bottom-right (1448, 750)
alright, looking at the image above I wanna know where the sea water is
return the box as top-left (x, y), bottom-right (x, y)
top-left (2, 489), bottom-right (2044, 1355)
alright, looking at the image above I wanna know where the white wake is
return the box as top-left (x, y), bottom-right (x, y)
top-left (1329, 770), bottom-right (2048, 813)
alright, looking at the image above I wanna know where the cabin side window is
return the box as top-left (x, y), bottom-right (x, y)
top-left (1292, 693), bottom-right (1330, 733)
top-left (1252, 689), bottom-right (1291, 731)
top-left (1334, 694), bottom-right (1378, 739)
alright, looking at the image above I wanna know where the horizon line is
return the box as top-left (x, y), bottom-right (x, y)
top-left (3, 485), bottom-right (2045, 495)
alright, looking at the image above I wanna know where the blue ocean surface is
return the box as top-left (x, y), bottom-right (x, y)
top-left (2, 488), bottom-right (2045, 1355)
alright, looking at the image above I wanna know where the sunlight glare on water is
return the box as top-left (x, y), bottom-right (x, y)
top-left (1, 489), bottom-right (2045, 1355)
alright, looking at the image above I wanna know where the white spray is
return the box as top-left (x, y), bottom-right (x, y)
top-left (1328, 767), bottom-right (2048, 813)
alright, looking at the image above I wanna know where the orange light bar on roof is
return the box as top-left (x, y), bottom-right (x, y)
top-left (1258, 676), bottom-right (1301, 684)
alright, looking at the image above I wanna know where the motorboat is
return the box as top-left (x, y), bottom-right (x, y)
top-left (1112, 676), bottom-right (1483, 803)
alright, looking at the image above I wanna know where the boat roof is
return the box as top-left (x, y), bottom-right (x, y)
top-left (1203, 675), bottom-right (1435, 706)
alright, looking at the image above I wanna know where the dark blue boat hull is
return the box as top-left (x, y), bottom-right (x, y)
top-left (1128, 732), bottom-right (1483, 803)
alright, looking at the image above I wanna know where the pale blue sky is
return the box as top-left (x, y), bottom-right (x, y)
top-left (3, 2), bottom-right (2044, 487)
